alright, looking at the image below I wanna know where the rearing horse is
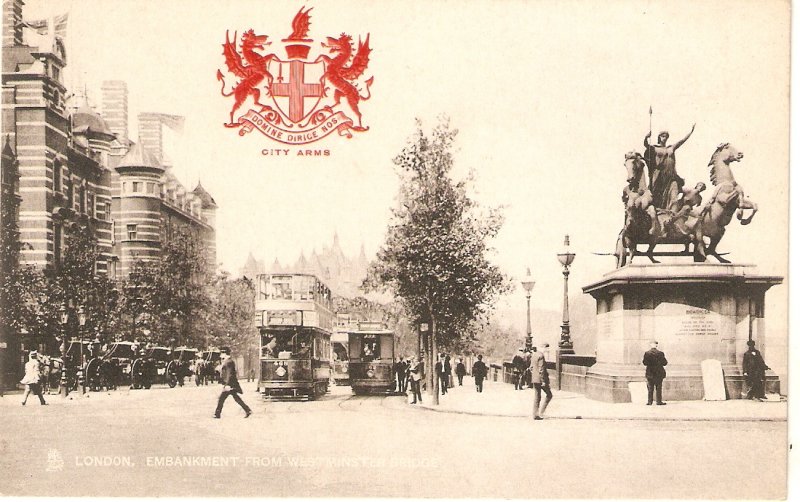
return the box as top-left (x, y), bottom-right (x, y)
top-left (693, 143), bottom-right (757, 262)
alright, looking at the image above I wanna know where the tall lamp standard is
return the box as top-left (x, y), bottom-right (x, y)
top-left (77, 305), bottom-right (87, 394)
top-left (59, 305), bottom-right (69, 397)
top-left (556, 235), bottom-right (576, 352)
top-left (521, 268), bottom-right (536, 350)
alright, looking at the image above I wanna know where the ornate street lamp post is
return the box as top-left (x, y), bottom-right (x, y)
top-left (78, 305), bottom-right (87, 394)
top-left (59, 305), bottom-right (69, 397)
top-left (556, 235), bottom-right (576, 351)
top-left (521, 268), bottom-right (535, 350)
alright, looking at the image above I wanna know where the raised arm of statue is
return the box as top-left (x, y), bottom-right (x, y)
top-left (674, 123), bottom-right (695, 150)
top-left (643, 131), bottom-right (652, 149)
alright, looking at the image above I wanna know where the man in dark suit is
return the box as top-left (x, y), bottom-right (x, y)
top-left (743, 340), bottom-right (770, 401)
top-left (472, 355), bottom-right (488, 393)
top-left (213, 347), bottom-right (252, 419)
top-left (642, 341), bottom-right (668, 405)
top-left (435, 354), bottom-right (448, 395)
top-left (455, 358), bottom-right (466, 386)
top-left (512, 349), bottom-right (526, 390)
top-left (394, 358), bottom-right (407, 393)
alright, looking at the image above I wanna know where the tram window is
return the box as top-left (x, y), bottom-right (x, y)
top-left (333, 342), bottom-right (347, 361)
top-left (272, 282), bottom-right (291, 299)
top-left (258, 276), bottom-right (269, 299)
top-left (261, 332), bottom-right (312, 359)
top-left (361, 336), bottom-right (380, 361)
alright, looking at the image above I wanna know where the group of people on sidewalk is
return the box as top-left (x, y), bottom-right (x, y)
top-left (393, 353), bottom-right (492, 404)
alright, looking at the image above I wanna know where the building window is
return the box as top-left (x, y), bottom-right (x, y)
top-left (53, 163), bottom-right (61, 193)
top-left (87, 191), bottom-right (95, 217)
top-left (66, 174), bottom-right (73, 203)
top-left (132, 182), bottom-right (142, 193)
top-left (80, 183), bottom-right (86, 214)
top-left (127, 224), bottom-right (137, 240)
top-left (122, 182), bottom-right (127, 193)
top-left (105, 202), bottom-right (112, 221)
top-left (54, 223), bottom-right (63, 267)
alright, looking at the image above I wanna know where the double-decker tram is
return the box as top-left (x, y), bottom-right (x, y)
top-left (348, 322), bottom-right (396, 395)
top-left (255, 273), bottom-right (333, 400)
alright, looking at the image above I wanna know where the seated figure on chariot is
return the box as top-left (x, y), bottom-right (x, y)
top-left (670, 182), bottom-right (707, 236)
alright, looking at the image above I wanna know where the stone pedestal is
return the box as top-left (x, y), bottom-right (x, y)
top-left (582, 264), bottom-right (782, 402)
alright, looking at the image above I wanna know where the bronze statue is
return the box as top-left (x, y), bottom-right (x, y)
top-left (614, 142), bottom-right (757, 267)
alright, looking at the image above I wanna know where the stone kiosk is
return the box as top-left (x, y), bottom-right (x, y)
top-left (582, 264), bottom-right (781, 402)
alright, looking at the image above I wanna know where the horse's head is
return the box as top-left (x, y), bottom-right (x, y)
top-left (709, 143), bottom-right (744, 166)
top-left (624, 151), bottom-right (646, 185)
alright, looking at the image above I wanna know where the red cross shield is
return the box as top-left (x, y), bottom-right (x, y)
top-left (267, 59), bottom-right (326, 124)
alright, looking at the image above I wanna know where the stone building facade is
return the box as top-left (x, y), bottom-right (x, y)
top-left (0, 0), bottom-right (217, 389)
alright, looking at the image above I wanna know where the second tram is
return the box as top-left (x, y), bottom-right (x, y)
top-left (348, 322), bottom-right (396, 395)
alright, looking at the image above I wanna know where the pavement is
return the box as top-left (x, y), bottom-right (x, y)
top-left (410, 377), bottom-right (788, 421)
top-left (0, 380), bottom-right (788, 498)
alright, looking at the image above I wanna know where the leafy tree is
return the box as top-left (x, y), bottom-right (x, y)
top-left (0, 205), bottom-right (41, 349)
top-left (365, 118), bottom-right (509, 404)
top-left (202, 273), bottom-right (257, 366)
top-left (37, 223), bottom-right (118, 346)
top-left (118, 258), bottom-right (161, 343)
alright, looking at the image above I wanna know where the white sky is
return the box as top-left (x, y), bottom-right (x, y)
top-left (23, 0), bottom-right (789, 320)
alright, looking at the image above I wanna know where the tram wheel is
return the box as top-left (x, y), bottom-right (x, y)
top-left (167, 376), bottom-right (177, 388)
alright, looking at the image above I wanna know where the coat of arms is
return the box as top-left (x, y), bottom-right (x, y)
top-left (217, 7), bottom-right (374, 145)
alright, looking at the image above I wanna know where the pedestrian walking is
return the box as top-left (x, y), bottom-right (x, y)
top-left (21, 351), bottom-right (47, 406)
top-left (455, 358), bottom-right (466, 386)
top-left (512, 348), bottom-right (525, 390)
top-left (408, 357), bottom-right (423, 404)
top-left (742, 340), bottom-right (770, 401)
top-left (643, 341), bottom-right (668, 405)
top-left (472, 355), bottom-right (488, 393)
top-left (213, 347), bottom-right (252, 419)
top-left (531, 345), bottom-right (551, 420)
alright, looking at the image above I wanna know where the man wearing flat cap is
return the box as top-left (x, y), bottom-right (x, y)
top-left (742, 340), bottom-right (769, 401)
top-left (642, 341), bottom-right (668, 405)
